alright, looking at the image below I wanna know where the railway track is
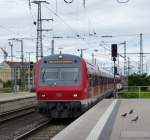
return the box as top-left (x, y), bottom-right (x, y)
top-left (0, 111), bottom-right (49, 140)
top-left (20, 119), bottom-right (73, 140)
top-left (0, 112), bottom-right (72, 140)
top-left (14, 120), bottom-right (50, 140)
top-left (0, 106), bottom-right (36, 124)
top-left (9, 119), bottom-right (73, 140)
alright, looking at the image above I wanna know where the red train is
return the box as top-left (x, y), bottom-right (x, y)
top-left (36, 54), bottom-right (122, 118)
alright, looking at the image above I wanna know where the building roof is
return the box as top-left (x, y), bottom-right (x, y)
top-left (4, 61), bottom-right (36, 68)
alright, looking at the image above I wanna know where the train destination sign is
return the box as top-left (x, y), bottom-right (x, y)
top-left (48, 60), bottom-right (73, 64)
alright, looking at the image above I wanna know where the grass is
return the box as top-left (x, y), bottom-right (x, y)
top-left (139, 92), bottom-right (150, 98)
top-left (0, 87), bottom-right (28, 93)
top-left (0, 88), bottom-right (12, 93)
top-left (120, 87), bottom-right (150, 99)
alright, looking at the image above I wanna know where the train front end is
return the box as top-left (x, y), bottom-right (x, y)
top-left (36, 54), bottom-right (88, 118)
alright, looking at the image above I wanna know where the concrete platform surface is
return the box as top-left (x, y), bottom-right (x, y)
top-left (0, 92), bottom-right (36, 102)
top-left (52, 99), bottom-right (150, 140)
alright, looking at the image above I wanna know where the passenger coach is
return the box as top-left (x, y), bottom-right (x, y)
top-left (36, 54), bottom-right (116, 118)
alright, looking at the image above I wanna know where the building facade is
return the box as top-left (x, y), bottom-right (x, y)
top-left (0, 61), bottom-right (35, 88)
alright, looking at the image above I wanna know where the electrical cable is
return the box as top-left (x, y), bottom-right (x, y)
top-left (64, 0), bottom-right (74, 4)
top-left (116, 0), bottom-right (130, 3)
top-left (0, 25), bottom-right (24, 37)
top-left (44, 4), bottom-right (80, 36)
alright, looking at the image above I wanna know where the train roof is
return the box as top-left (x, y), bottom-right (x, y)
top-left (85, 61), bottom-right (114, 78)
top-left (41, 54), bottom-right (81, 60)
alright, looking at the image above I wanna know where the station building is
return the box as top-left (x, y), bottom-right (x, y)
top-left (0, 61), bottom-right (35, 87)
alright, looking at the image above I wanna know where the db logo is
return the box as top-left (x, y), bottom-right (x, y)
top-left (56, 93), bottom-right (62, 97)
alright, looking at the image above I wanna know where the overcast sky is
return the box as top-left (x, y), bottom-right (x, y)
top-left (0, 0), bottom-right (150, 73)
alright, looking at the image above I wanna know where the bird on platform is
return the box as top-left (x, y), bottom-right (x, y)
top-left (131, 116), bottom-right (139, 122)
top-left (129, 109), bottom-right (133, 114)
top-left (121, 113), bottom-right (127, 117)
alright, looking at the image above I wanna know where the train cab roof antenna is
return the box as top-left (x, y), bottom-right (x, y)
top-left (29, 0), bottom-right (31, 9)
top-left (83, 0), bottom-right (85, 8)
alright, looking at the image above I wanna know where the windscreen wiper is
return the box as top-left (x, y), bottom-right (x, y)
top-left (42, 70), bottom-right (46, 81)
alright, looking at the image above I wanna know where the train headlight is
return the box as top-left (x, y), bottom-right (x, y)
top-left (58, 55), bottom-right (63, 59)
top-left (73, 93), bottom-right (78, 98)
top-left (41, 93), bottom-right (46, 98)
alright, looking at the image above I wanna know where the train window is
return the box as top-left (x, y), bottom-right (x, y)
top-left (103, 77), bottom-right (105, 84)
top-left (104, 77), bottom-right (107, 84)
top-left (89, 74), bottom-right (94, 87)
top-left (99, 76), bottom-right (102, 84)
top-left (99, 76), bottom-right (101, 85)
top-left (95, 75), bottom-right (98, 86)
top-left (88, 74), bottom-right (92, 80)
top-left (40, 67), bottom-right (81, 86)
top-left (45, 69), bottom-right (59, 80)
top-left (100, 77), bottom-right (102, 85)
top-left (60, 68), bottom-right (79, 81)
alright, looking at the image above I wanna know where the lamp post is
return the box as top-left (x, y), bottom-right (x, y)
top-left (77, 48), bottom-right (87, 58)
top-left (26, 52), bottom-right (34, 91)
top-left (8, 38), bottom-right (24, 87)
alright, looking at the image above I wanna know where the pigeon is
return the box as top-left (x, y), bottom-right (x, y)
top-left (131, 116), bottom-right (139, 122)
top-left (121, 113), bottom-right (127, 117)
top-left (129, 109), bottom-right (133, 114)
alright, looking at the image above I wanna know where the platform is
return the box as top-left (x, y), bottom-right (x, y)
top-left (0, 92), bottom-right (35, 102)
top-left (52, 99), bottom-right (150, 140)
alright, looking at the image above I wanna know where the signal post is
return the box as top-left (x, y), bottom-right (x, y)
top-left (111, 44), bottom-right (118, 98)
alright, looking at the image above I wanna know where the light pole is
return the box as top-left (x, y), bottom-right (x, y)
top-left (119, 41), bottom-right (127, 76)
top-left (26, 52), bottom-right (34, 91)
top-left (77, 48), bottom-right (87, 58)
top-left (91, 49), bottom-right (99, 64)
top-left (8, 41), bottom-right (14, 92)
top-left (8, 38), bottom-right (24, 87)
top-left (58, 47), bottom-right (64, 54)
top-left (8, 42), bottom-right (13, 62)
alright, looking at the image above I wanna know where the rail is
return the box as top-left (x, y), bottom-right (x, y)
top-left (14, 120), bottom-right (50, 140)
top-left (0, 106), bottom-right (36, 123)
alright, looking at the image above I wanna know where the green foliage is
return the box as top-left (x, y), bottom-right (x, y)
top-left (3, 80), bottom-right (12, 88)
top-left (0, 79), bottom-right (3, 83)
top-left (0, 88), bottom-right (12, 93)
top-left (140, 92), bottom-right (150, 98)
top-left (17, 79), bottom-right (21, 85)
top-left (121, 92), bottom-right (139, 98)
top-left (128, 73), bottom-right (150, 86)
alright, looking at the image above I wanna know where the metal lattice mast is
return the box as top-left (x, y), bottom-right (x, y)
top-left (124, 41), bottom-right (127, 76)
top-left (140, 33), bottom-right (143, 74)
top-left (33, 1), bottom-right (47, 62)
top-left (34, 1), bottom-right (42, 62)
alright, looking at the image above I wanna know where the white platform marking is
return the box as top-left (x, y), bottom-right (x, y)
top-left (86, 99), bottom-right (118, 140)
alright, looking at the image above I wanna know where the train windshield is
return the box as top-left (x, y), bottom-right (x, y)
top-left (40, 67), bottom-right (81, 86)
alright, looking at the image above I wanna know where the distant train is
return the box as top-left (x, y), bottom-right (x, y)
top-left (36, 54), bottom-right (123, 118)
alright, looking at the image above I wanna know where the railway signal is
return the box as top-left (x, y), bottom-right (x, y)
top-left (114, 66), bottom-right (117, 75)
top-left (111, 44), bottom-right (118, 98)
top-left (30, 61), bottom-right (34, 71)
top-left (111, 44), bottom-right (117, 58)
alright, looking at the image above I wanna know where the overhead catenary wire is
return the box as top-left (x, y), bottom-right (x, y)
top-left (43, 3), bottom-right (95, 49)
top-left (0, 25), bottom-right (24, 37)
top-left (0, 0), bottom-right (147, 73)
top-left (116, 0), bottom-right (130, 3)
top-left (64, 0), bottom-right (74, 4)
top-left (44, 4), bottom-right (79, 36)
